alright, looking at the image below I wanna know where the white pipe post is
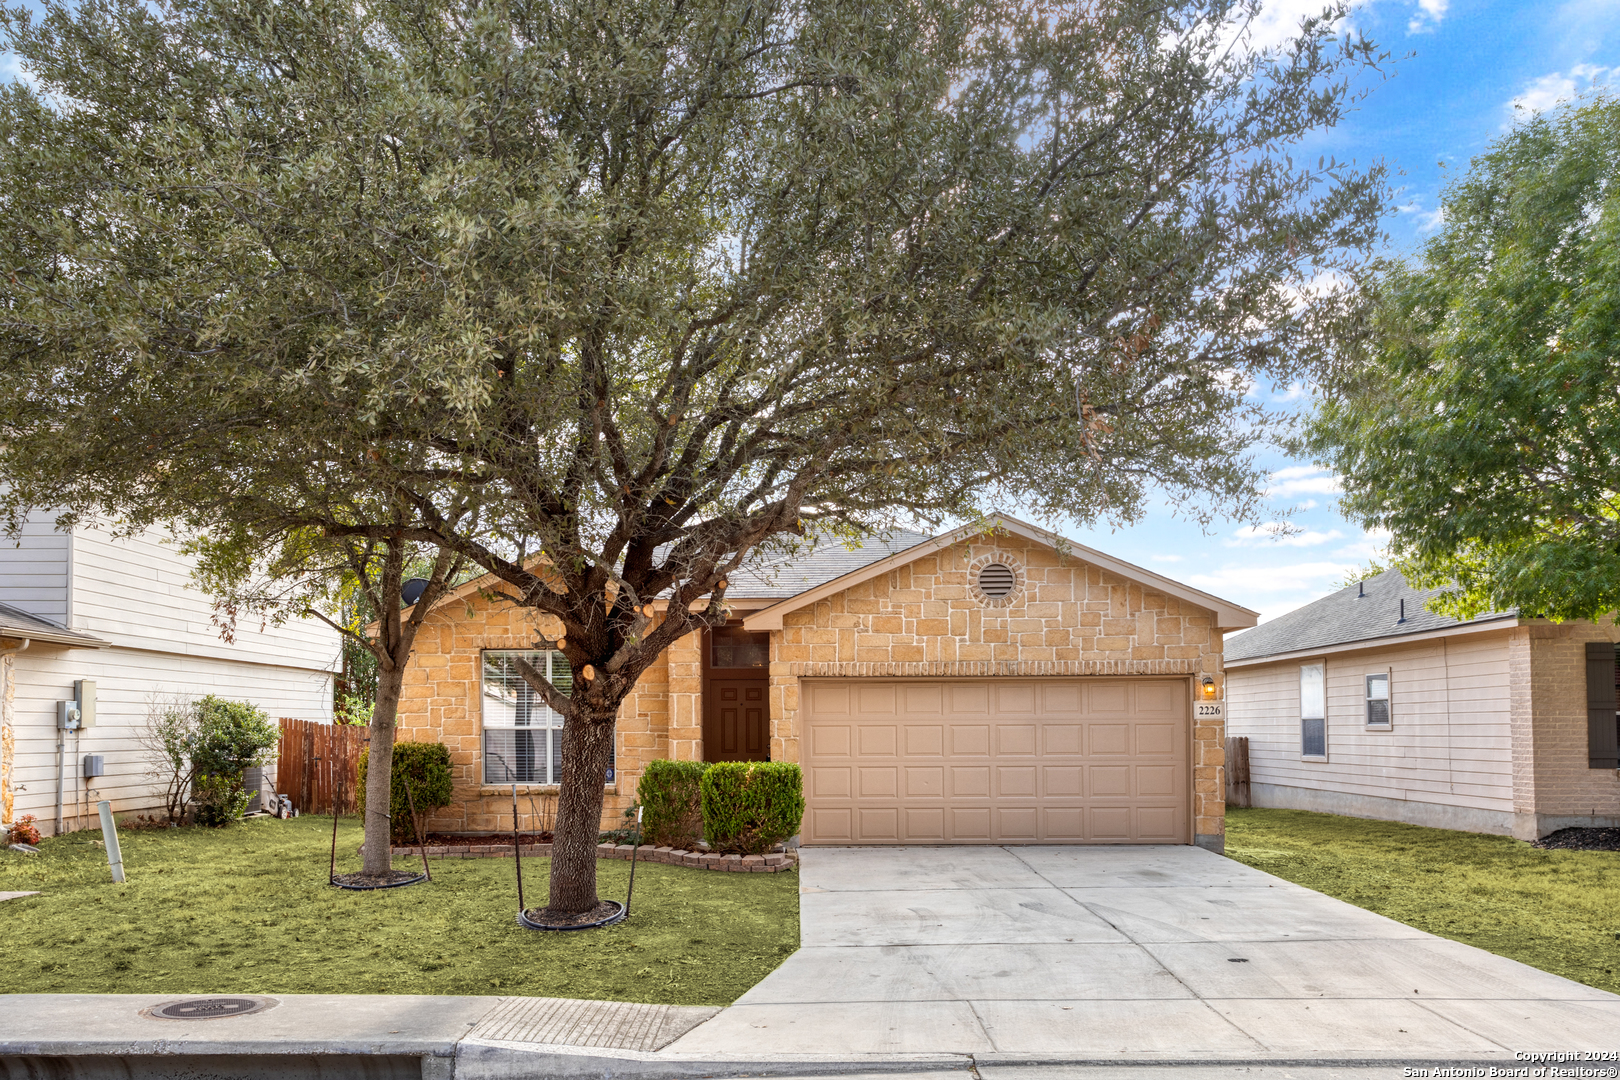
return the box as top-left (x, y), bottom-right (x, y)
top-left (97, 799), bottom-right (125, 883)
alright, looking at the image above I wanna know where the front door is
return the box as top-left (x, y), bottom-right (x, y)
top-left (703, 624), bottom-right (772, 762)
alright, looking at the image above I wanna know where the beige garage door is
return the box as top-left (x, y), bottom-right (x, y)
top-left (801, 678), bottom-right (1189, 844)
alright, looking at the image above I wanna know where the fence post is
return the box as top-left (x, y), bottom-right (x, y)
top-left (1225, 735), bottom-right (1251, 809)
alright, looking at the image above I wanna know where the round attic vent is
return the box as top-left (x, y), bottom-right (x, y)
top-left (977, 563), bottom-right (1017, 599)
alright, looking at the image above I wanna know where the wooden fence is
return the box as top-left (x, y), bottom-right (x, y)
top-left (276, 718), bottom-right (368, 815)
top-left (1225, 735), bottom-right (1251, 809)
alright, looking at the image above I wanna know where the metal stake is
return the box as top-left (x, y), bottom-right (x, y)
top-left (623, 805), bottom-right (644, 921)
top-left (329, 751), bottom-right (342, 885)
top-left (402, 773), bottom-right (432, 882)
top-left (511, 778), bottom-right (525, 914)
top-left (97, 800), bottom-right (125, 883)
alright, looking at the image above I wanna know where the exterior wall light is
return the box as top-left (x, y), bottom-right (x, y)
top-left (1200, 675), bottom-right (1218, 700)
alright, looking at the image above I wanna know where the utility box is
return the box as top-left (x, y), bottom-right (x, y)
top-left (75, 679), bottom-right (97, 728)
top-left (57, 701), bottom-right (82, 730)
top-left (83, 754), bottom-right (105, 779)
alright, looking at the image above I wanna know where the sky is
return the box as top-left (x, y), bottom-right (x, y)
top-left (3, 1), bottom-right (1617, 624)
top-left (1056, 0), bottom-right (1620, 624)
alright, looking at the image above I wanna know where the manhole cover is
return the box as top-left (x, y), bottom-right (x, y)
top-left (145, 996), bottom-right (275, 1021)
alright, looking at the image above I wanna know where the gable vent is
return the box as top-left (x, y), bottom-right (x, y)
top-left (977, 563), bottom-right (1017, 598)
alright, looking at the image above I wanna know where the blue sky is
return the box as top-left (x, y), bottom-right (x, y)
top-left (1058, 0), bottom-right (1620, 624)
top-left (4, 1), bottom-right (1615, 623)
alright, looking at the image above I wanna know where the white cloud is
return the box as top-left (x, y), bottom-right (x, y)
top-left (1227, 523), bottom-right (1345, 548)
top-left (1186, 560), bottom-right (1359, 596)
top-left (1395, 197), bottom-right (1446, 234)
top-left (1150, 554), bottom-right (1184, 563)
top-left (1408, 0), bottom-right (1448, 33)
top-left (1265, 466), bottom-right (1342, 498)
top-left (1507, 64), bottom-right (1612, 123)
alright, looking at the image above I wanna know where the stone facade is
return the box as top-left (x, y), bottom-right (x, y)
top-left (1510, 619), bottom-right (1620, 839)
top-left (764, 535), bottom-right (1228, 848)
top-left (394, 532), bottom-right (1233, 846)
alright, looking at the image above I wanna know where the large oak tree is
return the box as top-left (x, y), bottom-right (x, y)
top-left (0, 0), bottom-right (1387, 914)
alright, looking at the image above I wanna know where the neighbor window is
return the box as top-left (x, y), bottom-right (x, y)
top-left (1365, 673), bottom-right (1391, 728)
top-left (1300, 663), bottom-right (1326, 758)
top-left (481, 650), bottom-right (613, 785)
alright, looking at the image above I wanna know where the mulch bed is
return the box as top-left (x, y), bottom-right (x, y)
top-left (1531, 827), bottom-right (1620, 851)
top-left (331, 869), bottom-right (428, 889)
top-left (520, 901), bottom-right (624, 929)
top-left (421, 832), bottom-right (553, 846)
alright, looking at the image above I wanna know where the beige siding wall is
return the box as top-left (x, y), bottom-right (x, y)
top-left (770, 535), bottom-right (1228, 844)
top-left (1226, 631), bottom-right (1517, 827)
top-left (5, 642), bottom-right (333, 834)
top-left (0, 509), bottom-right (71, 623)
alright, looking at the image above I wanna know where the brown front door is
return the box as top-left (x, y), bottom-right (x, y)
top-left (705, 679), bottom-right (770, 761)
top-left (703, 623), bottom-right (772, 762)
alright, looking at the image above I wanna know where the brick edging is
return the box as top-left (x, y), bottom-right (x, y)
top-left (390, 841), bottom-right (797, 873)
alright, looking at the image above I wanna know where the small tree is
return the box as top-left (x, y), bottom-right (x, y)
top-left (139, 695), bottom-right (201, 825)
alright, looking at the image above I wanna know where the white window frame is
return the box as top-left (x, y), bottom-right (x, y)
top-left (1300, 662), bottom-right (1327, 760)
top-left (1365, 671), bottom-right (1392, 729)
top-left (480, 649), bottom-right (614, 787)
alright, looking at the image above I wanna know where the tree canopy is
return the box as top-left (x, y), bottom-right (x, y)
top-left (0, 0), bottom-right (1389, 910)
top-left (1310, 94), bottom-right (1620, 622)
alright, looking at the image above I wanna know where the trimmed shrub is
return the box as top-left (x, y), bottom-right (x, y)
top-left (636, 760), bottom-right (709, 848)
top-left (358, 741), bottom-right (454, 843)
top-left (700, 762), bottom-right (805, 855)
top-left (190, 696), bottom-right (279, 827)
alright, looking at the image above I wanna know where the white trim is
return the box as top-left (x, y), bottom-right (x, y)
top-left (1224, 615), bottom-right (1519, 668)
top-left (743, 513), bottom-right (1257, 631)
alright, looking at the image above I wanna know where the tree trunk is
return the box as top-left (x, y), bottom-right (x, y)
top-left (544, 707), bottom-right (617, 914)
top-left (361, 661), bottom-right (406, 875)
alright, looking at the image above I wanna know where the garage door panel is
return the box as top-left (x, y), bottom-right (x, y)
top-left (802, 677), bottom-right (1189, 845)
top-left (1090, 724), bottom-right (1129, 754)
top-left (905, 725), bottom-right (944, 756)
top-left (952, 766), bottom-right (991, 796)
top-left (952, 725), bottom-right (990, 755)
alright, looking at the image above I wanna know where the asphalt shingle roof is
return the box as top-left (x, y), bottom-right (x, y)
top-left (0, 600), bottom-right (108, 646)
top-left (1223, 569), bottom-right (1516, 663)
top-left (726, 529), bottom-right (934, 599)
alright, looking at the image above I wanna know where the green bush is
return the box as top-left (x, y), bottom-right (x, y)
top-left (700, 762), bottom-right (805, 855)
top-left (192, 773), bottom-right (251, 827)
top-left (358, 741), bottom-right (454, 844)
top-left (190, 696), bottom-right (279, 827)
top-left (637, 760), bottom-right (709, 848)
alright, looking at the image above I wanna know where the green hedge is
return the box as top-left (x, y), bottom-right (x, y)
top-left (637, 760), bottom-right (709, 848)
top-left (700, 762), bottom-right (805, 855)
top-left (358, 741), bottom-right (454, 844)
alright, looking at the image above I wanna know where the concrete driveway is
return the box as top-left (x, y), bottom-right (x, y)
top-left (667, 845), bottom-right (1620, 1060)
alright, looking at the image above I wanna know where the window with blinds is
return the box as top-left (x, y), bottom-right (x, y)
top-left (481, 650), bottom-right (612, 785)
top-left (1365, 673), bottom-right (1391, 728)
top-left (1300, 663), bottom-right (1326, 758)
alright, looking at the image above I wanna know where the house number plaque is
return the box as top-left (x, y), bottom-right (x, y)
top-left (1194, 701), bottom-right (1225, 720)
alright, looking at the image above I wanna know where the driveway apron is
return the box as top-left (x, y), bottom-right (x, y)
top-left (666, 845), bottom-right (1620, 1058)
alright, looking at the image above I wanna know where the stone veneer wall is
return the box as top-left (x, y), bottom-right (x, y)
top-left (766, 536), bottom-right (1229, 848)
top-left (393, 589), bottom-right (675, 834)
top-left (1510, 619), bottom-right (1620, 839)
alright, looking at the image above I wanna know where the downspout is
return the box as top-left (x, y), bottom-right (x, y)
top-left (1, 638), bottom-right (29, 828)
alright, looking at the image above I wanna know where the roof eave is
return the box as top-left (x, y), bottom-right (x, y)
top-left (743, 513), bottom-right (1258, 632)
top-left (1223, 614), bottom-right (1521, 668)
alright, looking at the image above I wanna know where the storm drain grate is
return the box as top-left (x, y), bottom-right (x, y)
top-left (145, 996), bottom-right (276, 1021)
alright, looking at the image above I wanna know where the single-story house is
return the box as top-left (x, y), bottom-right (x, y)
top-left (0, 513), bottom-right (340, 835)
top-left (1223, 570), bottom-right (1620, 840)
top-left (392, 514), bottom-right (1256, 851)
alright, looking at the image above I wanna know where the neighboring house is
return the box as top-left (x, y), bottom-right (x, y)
top-left (393, 514), bottom-right (1256, 850)
top-left (1224, 571), bottom-right (1620, 840)
top-left (0, 513), bottom-right (340, 836)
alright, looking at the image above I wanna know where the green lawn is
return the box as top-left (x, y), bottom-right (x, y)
top-left (0, 815), bottom-right (798, 1004)
top-left (1225, 807), bottom-right (1620, 994)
